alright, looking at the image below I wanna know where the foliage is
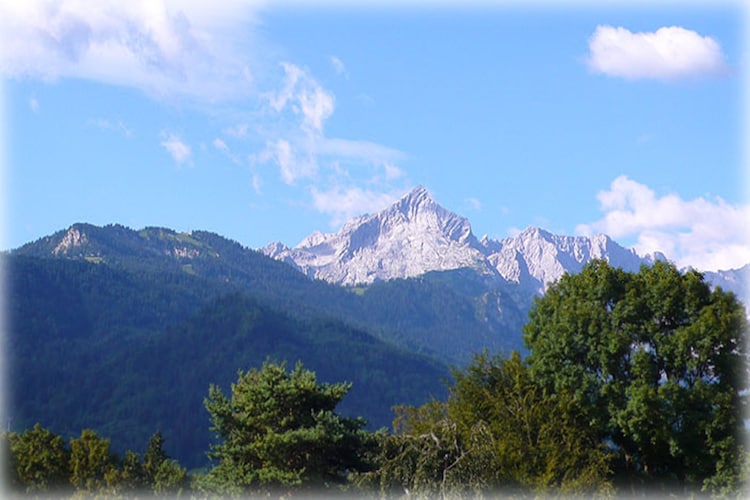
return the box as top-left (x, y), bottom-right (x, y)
top-left (202, 360), bottom-right (378, 495)
top-left (362, 353), bottom-right (613, 497)
top-left (448, 351), bottom-right (613, 494)
top-left (5, 423), bottom-right (70, 493)
top-left (68, 429), bottom-right (118, 493)
top-left (7, 255), bottom-right (449, 468)
top-left (3, 425), bottom-right (188, 496)
top-left (523, 260), bottom-right (749, 494)
top-left (357, 401), bottom-right (495, 498)
top-left (143, 431), bottom-right (190, 494)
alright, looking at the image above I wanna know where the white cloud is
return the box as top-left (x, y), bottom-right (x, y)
top-left (213, 138), bottom-right (229, 153)
top-left (213, 136), bottom-right (244, 165)
top-left (267, 62), bottom-right (334, 133)
top-left (383, 162), bottom-right (404, 180)
top-left (316, 138), bottom-right (405, 165)
top-left (0, 0), bottom-right (262, 101)
top-left (88, 118), bottom-right (132, 137)
top-left (161, 133), bottom-right (192, 165)
top-left (251, 172), bottom-right (262, 194)
top-left (223, 123), bottom-right (249, 138)
top-left (310, 185), bottom-right (400, 228)
top-left (270, 139), bottom-right (297, 183)
top-left (586, 25), bottom-right (729, 81)
top-left (576, 176), bottom-right (750, 271)
top-left (466, 197), bottom-right (482, 211)
top-left (329, 55), bottom-right (348, 77)
top-left (29, 97), bottom-right (39, 113)
top-left (254, 63), bottom-right (406, 193)
top-left (4, 0), bottom-right (411, 230)
top-left (254, 139), bottom-right (317, 185)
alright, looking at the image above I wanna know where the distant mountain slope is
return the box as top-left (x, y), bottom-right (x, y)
top-left (6, 255), bottom-right (449, 469)
top-left (703, 264), bottom-right (749, 306)
top-left (11, 223), bottom-right (528, 364)
top-left (484, 226), bottom-right (655, 294)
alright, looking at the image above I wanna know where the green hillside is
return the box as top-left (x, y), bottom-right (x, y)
top-left (6, 224), bottom-right (530, 467)
top-left (6, 256), bottom-right (449, 468)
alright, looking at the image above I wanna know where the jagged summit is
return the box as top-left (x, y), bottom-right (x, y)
top-left (263, 186), bottom-right (487, 285)
top-left (399, 184), bottom-right (430, 208)
top-left (262, 186), bottom-right (655, 288)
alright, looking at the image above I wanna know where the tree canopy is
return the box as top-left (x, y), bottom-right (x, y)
top-left (523, 260), bottom-right (748, 494)
top-left (201, 360), bottom-right (377, 495)
top-left (360, 352), bottom-right (613, 497)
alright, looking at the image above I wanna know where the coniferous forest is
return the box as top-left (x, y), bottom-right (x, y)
top-left (4, 256), bottom-right (748, 497)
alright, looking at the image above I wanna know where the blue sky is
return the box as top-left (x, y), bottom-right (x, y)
top-left (2, 1), bottom-right (748, 271)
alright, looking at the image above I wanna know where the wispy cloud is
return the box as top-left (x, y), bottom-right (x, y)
top-left (0, 0), bottom-right (261, 101)
top-left (329, 55), bottom-right (348, 78)
top-left (7, 1), bottom-right (409, 225)
top-left (310, 185), bottom-right (401, 228)
top-left (212, 137), bottom-right (242, 165)
top-left (466, 197), bottom-right (482, 211)
top-left (88, 118), bottom-right (132, 137)
top-left (576, 176), bottom-right (750, 271)
top-left (213, 138), bottom-right (229, 154)
top-left (259, 138), bottom-right (317, 184)
top-left (252, 61), bottom-right (408, 212)
top-left (316, 138), bottom-right (406, 166)
top-left (223, 123), bottom-right (249, 138)
top-left (29, 97), bottom-right (39, 113)
top-left (161, 133), bottom-right (192, 165)
top-left (267, 62), bottom-right (335, 133)
top-left (586, 25), bottom-right (729, 81)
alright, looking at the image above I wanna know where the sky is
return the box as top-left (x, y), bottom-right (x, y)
top-left (1, 0), bottom-right (748, 272)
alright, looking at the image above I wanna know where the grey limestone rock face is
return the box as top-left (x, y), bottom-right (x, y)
top-left (261, 186), bottom-right (662, 290)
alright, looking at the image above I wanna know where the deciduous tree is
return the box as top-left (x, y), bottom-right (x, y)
top-left (68, 429), bottom-right (117, 493)
top-left (523, 260), bottom-right (748, 494)
top-left (6, 423), bottom-right (69, 493)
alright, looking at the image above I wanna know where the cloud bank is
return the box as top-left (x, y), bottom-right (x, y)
top-left (0, 0), bottom-right (260, 101)
top-left (577, 176), bottom-right (750, 272)
top-left (587, 25), bottom-right (729, 81)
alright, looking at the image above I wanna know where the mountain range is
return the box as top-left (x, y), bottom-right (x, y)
top-left (263, 185), bottom-right (746, 302)
top-left (5, 185), bottom-right (747, 469)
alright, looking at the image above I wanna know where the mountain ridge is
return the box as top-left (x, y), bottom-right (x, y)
top-left (8, 200), bottom-right (746, 470)
top-left (262, 186), bottom-right (669, 292)
top-left (16, 185), bottom-right (747, 303)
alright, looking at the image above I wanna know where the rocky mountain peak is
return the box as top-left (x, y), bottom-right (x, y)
top-left (53, 225), bottom-right (90, 255)
top-left (260, 186), bottom-right (662, 288)
top-left (261, 186), bottom-right (487, 285)
top-left (393, 184), bottom-right (431, 215)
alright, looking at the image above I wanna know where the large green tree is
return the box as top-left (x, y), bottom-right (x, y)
top-left (202, 360), bottom-right (377, 495)
top-left (523, 260), bottom-right (748, 494)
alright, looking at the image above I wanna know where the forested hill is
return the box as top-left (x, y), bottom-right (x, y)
top-left (6, 223), bottom-right (526, 469)
top-left (6, 253), bottom-right (450, 468)
top-left (11, 223), bottom-right (527, 363)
